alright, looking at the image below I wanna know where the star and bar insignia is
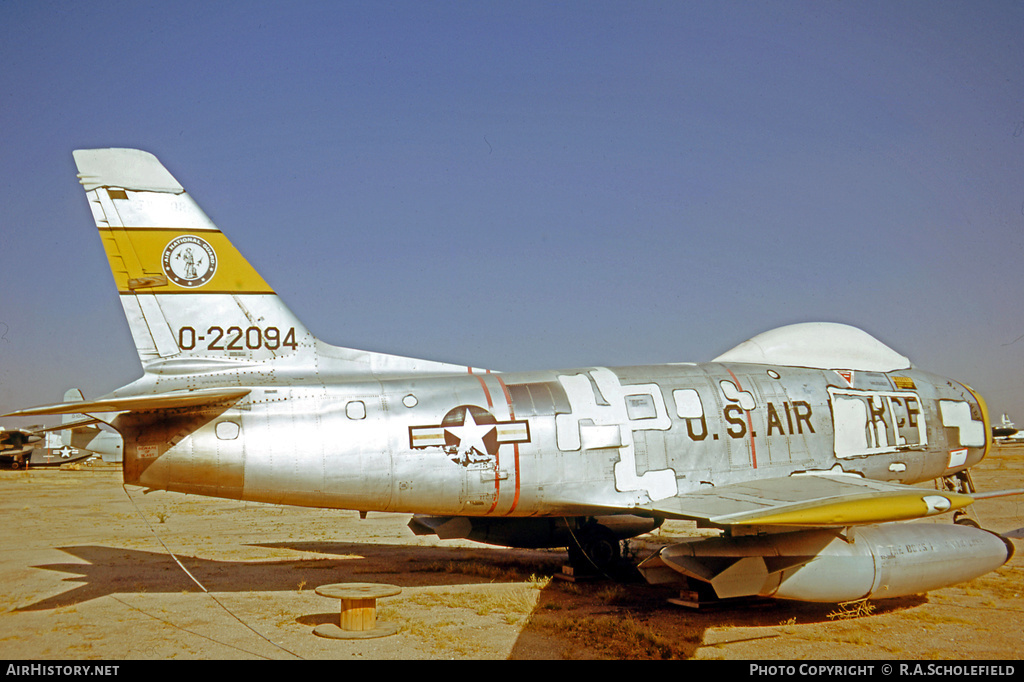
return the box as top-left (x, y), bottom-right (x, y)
top-left (410, 405), bottom-right (530, 465)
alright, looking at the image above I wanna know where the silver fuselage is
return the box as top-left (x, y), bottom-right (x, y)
top-left (114, 361), bottom-right (985, 518)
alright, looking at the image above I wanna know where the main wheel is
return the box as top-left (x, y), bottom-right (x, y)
top-left (568, 523), bottom-right (621, 572)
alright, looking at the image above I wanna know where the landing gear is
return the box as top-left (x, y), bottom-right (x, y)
top-left (565, 520), bottom-right (623, 578)
top-left (565, 520), bottom-right (618, 569)
top-left (942, 469), bottom-right (976, 496)
top-left (941, 470), bottom-right (981, 527)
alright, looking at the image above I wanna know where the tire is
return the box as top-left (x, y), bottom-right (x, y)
top-left (569, 523), bottom-right (621, 571)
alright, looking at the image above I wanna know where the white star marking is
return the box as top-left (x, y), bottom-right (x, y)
top-left (444, 410), bottom-right (495, 457)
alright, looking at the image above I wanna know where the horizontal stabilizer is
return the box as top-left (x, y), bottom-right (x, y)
top-left (33, 417), bottom-right (104, 433)
top-left (644, 474), bottom-right (976, 527)
top-left (3, 387), bottom-right (250, 418)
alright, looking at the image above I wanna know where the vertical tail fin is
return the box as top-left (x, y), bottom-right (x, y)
top-left (73, 148), bottom-right (312, 375)
top-left (72, 148), bottom-right (472, 378)
top-left (59, 388), bottom-right (85, 450)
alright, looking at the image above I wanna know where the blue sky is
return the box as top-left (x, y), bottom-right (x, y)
top-left (1, 1), bottom-right (1023, 426)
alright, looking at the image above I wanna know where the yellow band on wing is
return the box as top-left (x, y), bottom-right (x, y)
top-left (99, 227), bottom-right (274, 294)
top-left (726, 491), bottom-right (975, 526)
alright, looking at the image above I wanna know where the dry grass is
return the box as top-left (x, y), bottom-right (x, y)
top-left (401, 584), bottom-right (542, 617)
top-left (898, 607), bottom-right (973, 626)
top-left (410, 556), bottom-right (562, 583)
top-left (826, 599), bottom-right (875, 620)
top-left (537, 613), bottom-right (691, 659)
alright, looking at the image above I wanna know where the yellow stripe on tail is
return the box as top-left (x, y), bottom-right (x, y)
top-left (71, 148), bottom-right (478, 378)
top-left (99, 226), bottom-right (273, 295)
top-left (74, 148), bottom-right (307, 369)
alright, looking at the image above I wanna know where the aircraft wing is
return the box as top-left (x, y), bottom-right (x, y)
top-left (2, 387), bottom-right (251, 418)
top-left (641, 473), bottom-right (978, 528)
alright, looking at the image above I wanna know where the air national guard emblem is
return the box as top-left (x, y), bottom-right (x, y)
top-left (162, 235), bottom-right (217, 288)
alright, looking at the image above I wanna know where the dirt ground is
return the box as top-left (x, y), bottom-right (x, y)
top-left (1, 445), bottom-right (1022, 660)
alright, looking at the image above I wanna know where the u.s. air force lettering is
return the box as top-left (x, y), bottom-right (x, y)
top-left (163, 235), bottom-right (217, 288)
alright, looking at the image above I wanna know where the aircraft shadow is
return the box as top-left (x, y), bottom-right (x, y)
top-left (504, 571), bottom-right (926, 659)
top-left (20, 541), bottom-right (927, 659)
top-left (17, 540), bottom-right (563, 612)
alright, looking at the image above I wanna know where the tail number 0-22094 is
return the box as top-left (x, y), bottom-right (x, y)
top-left (178, 326), bottom-right (298, 351)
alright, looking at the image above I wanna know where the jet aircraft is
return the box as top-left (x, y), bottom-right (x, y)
top-left (0, 428), bottom-right (96, 469)
top-left (5, 148), bottom-right (1018, 604)
top-left (0, 427), bottom-right (43, 468)
top-left (0, 389), bottom-right (122, 469)
top-left (993, 414), bottom-right (1024, 443)
top-left (55, 389), bottom-right (125, 464)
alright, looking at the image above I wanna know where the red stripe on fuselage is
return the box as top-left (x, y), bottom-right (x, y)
top-left (726, 368), bottom-right (758, 469)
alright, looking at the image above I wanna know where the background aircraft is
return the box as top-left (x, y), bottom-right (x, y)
top-left (5, 148), bottom-right (1018, 605)
top-left (0, 390), bottom-right (121, 469)
top-left (0, 428), bottom-right (94, 469)
top-left (0, 387), bottom-right (123, 466)
top-left (993, 414), bottom-right (1024, 443)
top-left (55, 389), bottom-right (124, 464)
